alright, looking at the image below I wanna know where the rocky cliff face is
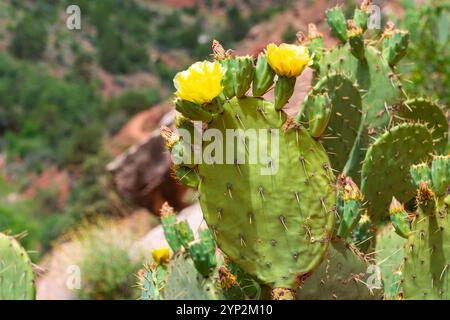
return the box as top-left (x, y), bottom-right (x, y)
top-left (107, 111), bottom-right (188, 214)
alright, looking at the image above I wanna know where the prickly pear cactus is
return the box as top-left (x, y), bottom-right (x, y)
top-left (197, 97), bottom-right (336, 291)
top-left (361, 123), bottom-right (434, 224)
top-left (318, 14), bottom-right (404, 133)
top-left (140, 264), bottom-right (166, 300)
top-left (0, 233), bottom-right (35, 300)
top-left (163, 255), bottom-right (219, 300)
top-left (300, 2), bottom-right (448, 229)
top-left (301, 1), bottom-right (448, 190)
top-left (156, 0), bottom-right (449, 300)
top-left (299, 74), bottom-right (363, 176)
top-left (375, 224), bottom-right (405, 300)
top-left (164, 39), bottom-right (337, 297)
top-left (296, 238), bottom-right (381, 300)
top-left (397, 98), bottom-right (448, 154)
top-left (399, 156), bottom-right (450, 299)
top-left (140, 204), bottom-right (267, 300)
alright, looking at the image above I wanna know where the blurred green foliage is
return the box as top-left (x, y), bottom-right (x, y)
top-left (76, 0), bottom-right (152, 74)
top-left (9, 13), bottom-right (48, 61)
top-left (74, 219), bottom-right (143, 300)
top-left (101, 90), bottom-right (162, 135)
top-left (0, 53), bottom-right (100, 169)
top-left (282, 24), bottom-right (298, 43)
top-left (398, 0), bottom-right (450, 106)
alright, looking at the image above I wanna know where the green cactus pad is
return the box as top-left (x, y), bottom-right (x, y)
top-left (174, 166), bottom-right (200, 188)
top-left (219, 58), bottom-right (237, 99)
top-left (140, 264), bottom-right (166, 300)
top-left (375, 224), bottom-right (405, 300)
top-left (176, 221), bottom-right (195, 249)
top-left (224, 260), bottom-right (268, 299)
top-left (382, 30), bottom-right (409, 67)
top-left (318, 44), bottom-right (403, 183)
top-left (296, 239), bottom-right (380, 300)
top-left (253, 54), bottom-right (275, 97)
top-left (0, 233), bottom-right (35, 300)
top-left (175, 99), bottom-right (213, 123)
top-left (431, 155), bottom-right (450, 196)
top-left (325, 6), bottom-right (348, 43)
top-left (198, 97), bottom-right (336, 289)
top-left (189, 239), bottom-right (217, 277)
top-left (163, 255), bottom-right (219, 300)
top-left (161, 214), bottom-right (182, 253)
top-left (320, 44), bottom-right (402, 132)
top-left (307, 33), bottom-right (325, 69)
top-left (353, 8), bottom-right (369, 32)
top-left (410, 162), bottom-right (433, 190)
top-left (402, 200), bottom-right (450, 299)
top-left (361, 123), bottom-right (434, 224)
top-left (199, 229), bottom-right (216, 254)
top-left (234, 56), bottom-right (255, 98)
top-left (302, 74), bottom-right (362, 176)
top-left (398, 98), bottom-right (449, 154)
top-left (274, 76), bottom-right (296, 110)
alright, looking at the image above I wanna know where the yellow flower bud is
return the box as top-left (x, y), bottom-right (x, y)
top-left (266, 43), bottom-right (311, 78)
top-left (174, 61), bottom-right (226, 105)
top-left (151, 247), bottom-right (170, 265)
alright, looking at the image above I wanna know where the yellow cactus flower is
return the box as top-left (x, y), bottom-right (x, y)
top-left (151, 247), bottom-right (170, 265)
top-left (174, 61), bottom-right (226, 104)
top-left (266, 43), bottom-right (311, 78)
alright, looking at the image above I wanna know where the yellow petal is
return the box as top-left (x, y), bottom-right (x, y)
top-left (266, 43), bottom-right (311, 78)
top-left (174, 61), bottom-right (225, 104)
top-left (151, 247), bottom-right (170, 265)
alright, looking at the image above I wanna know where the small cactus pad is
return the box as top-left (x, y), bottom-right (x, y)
top-left (0, 233), bottom-right (35, 300)
top-left (163, 255), bottom-right (219, 300)
top-left (139, 264), bottom-right (166, 300)
top-left (318, 44), bottom-right (403, 184)
top-left (174, 166), bottom-right (200, 188)
top-left (325, 6), bottom-right (348, 43)
top-left (161, 203), bottom-right (182, 252)
top-left (198, 97), bottom-right (336, 289)
top-left (361, 123), bottom-right (434, 223)
top-left (382, 30), bottom-right (409, 67)
top-left (402, 200), bottom-right (450, 299)
top-left (296, 239), bottom-right (380, 300)
top-left (410, 162), bottom-right (433, 190)
top-left (397, 98), bottom-right (449, 154)
top-left (176, 221), bottom-right (194, 249)
top-left (319, 44), bottom-right (402, 132)
top-left (431, 155), bottom-right (450, 196)
top-left (189, 238), bottom-right (217, 277)
top-left (375, 224), bottom-right (405, 300)
top-left (302, 74), bottom-right (362, 177)
top-left (253, 54), bottom-right (275, 97)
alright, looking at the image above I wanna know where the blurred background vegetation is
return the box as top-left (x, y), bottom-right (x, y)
top-left (0, 0), bottom-right (447, 299)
